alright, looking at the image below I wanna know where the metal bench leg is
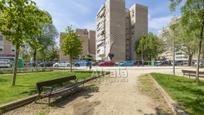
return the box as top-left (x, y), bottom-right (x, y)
top-left (48, 88), bottom-right (54, 105)
top-left (34, 95), bottom-right (41, 104)
top-left (83, 82), bottom-right (85, 88)
top-left (48, 96), bottom-right (51, 105)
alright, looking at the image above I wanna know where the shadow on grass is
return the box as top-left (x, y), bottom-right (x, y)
top-left (178, 96), bottom-right (204, 114)
top-left (0, 78), bottom-right (8, 82)
top-left (175, 88), bottom-right (204, 114)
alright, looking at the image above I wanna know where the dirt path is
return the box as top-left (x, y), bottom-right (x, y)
top-left (44, 69), bottom-right (160, 115)
top-left (5, 68), bottom-right (175, 115)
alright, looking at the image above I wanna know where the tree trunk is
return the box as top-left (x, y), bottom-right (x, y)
top-left (196, 22), bottom-right (204, 83)
top-left (188, 54), bottom-right (193, 66)
top-left (141, 48), bottom-right (144, 66)
top-left (70, 56), bottom-right (72, 72)
top-left (12, 45), bottom-right (20, 86)
top-left (33, 48), bottom-right (37, 67)
top-left (43, 50), bottom-right (46, 68)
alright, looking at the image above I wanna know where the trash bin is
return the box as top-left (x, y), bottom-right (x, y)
top-left (151, 59), bottom-right (155, 66)
top-left (17, 58), bottom-right (24, 68)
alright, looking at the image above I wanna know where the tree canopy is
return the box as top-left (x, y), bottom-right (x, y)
top-left (135, 32), bottom-right (164, 61)
top-left (160, 18), bottom-right (198, 66)
top-left (61, 26), bottom-right (82, 71)
top-left (0, 0), bottom-right (52, 86)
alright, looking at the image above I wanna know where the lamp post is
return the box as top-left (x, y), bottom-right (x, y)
top-left (173, 36), bottom-right (175, 75)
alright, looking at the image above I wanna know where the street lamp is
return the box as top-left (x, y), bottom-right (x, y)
top-left (173, 35), bottom-right (175, 75)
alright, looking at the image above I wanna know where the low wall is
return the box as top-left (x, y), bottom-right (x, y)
top-left (0, 67), bottom-right (54, 74)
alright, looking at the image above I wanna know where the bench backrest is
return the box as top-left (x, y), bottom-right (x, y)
top-left (36, 75), bottom-right (77, 94)
top-left (198, 71), bottom-right (204, 74)
top-left (182, 70), bottom-right (204, 74)
top-left (182, 70), bottom-right (196, 74)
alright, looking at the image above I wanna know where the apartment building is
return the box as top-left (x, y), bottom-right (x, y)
top-left (88, 30), bottom-right (96, 58)
top-left (59, 32), bottom-right (69, 62)
top-left (0, 34), bottom-right (16, 60)
top-left (59, 29), bottom-right (96, 62)
top-left (159, 50), bottom-right (189, 61)
top-left (96, 0), bottom-right (148, 61)
top-left (76, 29), bottom-right (89, 57)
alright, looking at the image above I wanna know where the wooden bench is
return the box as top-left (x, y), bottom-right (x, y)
top-left (36, 76), bottom-right (82, 104)
top-left (182, 70), bottom-right (204, 78)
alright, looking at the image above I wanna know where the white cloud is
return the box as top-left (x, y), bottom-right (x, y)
top-left (149, 16), bottom-right (173, 33)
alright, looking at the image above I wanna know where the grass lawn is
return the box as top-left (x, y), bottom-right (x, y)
top-left (0, 71), bottom-right (93, 105)
top-left (151, 73), bottom-right (204, 114)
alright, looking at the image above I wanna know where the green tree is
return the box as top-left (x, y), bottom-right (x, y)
top-left (171, 20), bottom-right (197, 66)
top-left (0, 0), bottom-right (51, 86)
top-left (135, 35), bottom-right (145, 61)
top-left (170, 0), bottom-right (204, 82)
top-left (99, 54), bottom-right (106, 61)
top-left (135, 33), bottom-right (164, 61)
top-left (81, 54), bottom-right (94, 61)
top-left (61, 26), bottom-right (82, 71)
top-left (38, 24), bottom-right (58, 67)
top-left (20, 43), bottom-right (32, 62)
top-left (45, 46), bottom-right (59, 62)
top-left (29, 20), bottom-right (57, 67)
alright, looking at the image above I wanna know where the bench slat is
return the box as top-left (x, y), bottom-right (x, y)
top-left (36, 76), bottom-right (77, 94)
top-left (40, 83), bottom-right (80, 97)
top-left (182, 70), bottom-right (204, 78)
top-left (35, 75), bottom-right (83, 104)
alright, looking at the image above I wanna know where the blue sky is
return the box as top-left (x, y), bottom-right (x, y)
top-left (34, 0), bottom-right (181, 35)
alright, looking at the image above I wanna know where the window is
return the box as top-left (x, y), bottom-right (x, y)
top-left (0, 35), bottom-right (3, 41)
top-left (131, 25), bottom-right (135, 29)
top-left (131, 10), bottom-right (135, 17)
top-left (0, 35), bottom-right (3, 45)
top-left (84, 31), bottom-right (88, 35)
top-left (0, 46), bottom-right (3, 51)
top-left (11, 46), bottom-right (15, 52)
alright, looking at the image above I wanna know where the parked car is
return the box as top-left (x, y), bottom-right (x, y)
top-left (118, 60), bottom-right (135, 66)
top-left (74, 60), bottom-right (93, 67)
top-left (53, 62), bottom-right (70, 67)
top-left (155, 61), bottom-right (172, 66)
top-left (98, 61), bottom-right (115, 67)
top-left (171, 61), bottom-right (188, 66)
top-left (0, 59), bottom-right (12, 68)
top-left (27, 62), bottom-right (37, 67)
top-left (39, 61), bottom-right (55, 67)
top-left (194, 61), bottom-right (204, 66)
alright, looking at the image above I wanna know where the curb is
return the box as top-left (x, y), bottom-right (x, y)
top-left (150, 75), bottom-right (188, 115)
top-left (0, 95), bottom-right (38, 114)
